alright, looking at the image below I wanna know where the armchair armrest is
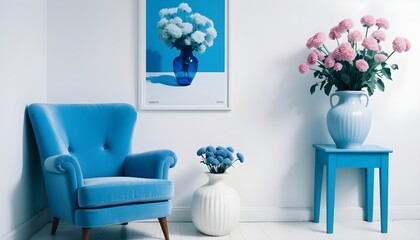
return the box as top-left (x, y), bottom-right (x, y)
top-left (44, 154), bottom-right (84, 188)
top-left (124, 150), bottom-right (177, 179)
top-left (43, 155), bottom-right (84, 223)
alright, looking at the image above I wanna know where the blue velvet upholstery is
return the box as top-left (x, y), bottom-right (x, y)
top-left (78, 177), bottom-right (174, 208)
top-left (27, 103), bottom-right (176, 237)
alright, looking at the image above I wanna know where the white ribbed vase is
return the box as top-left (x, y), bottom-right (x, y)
top-left (327, 91), bottom-right (372, 148)
top-left (191, 172), bottom-right (240, 236)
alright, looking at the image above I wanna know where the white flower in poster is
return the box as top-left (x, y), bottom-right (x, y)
top-left (157, 2), bottom-right (217, 54)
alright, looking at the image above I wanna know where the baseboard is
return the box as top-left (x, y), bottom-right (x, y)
top-left (168, 206), bottom-right (420, 222)
top-left (0, 208), bottom-right (49, 240)
top-left (388, 206), bottom-right (420, 220)
top-left (2, 206), bottom-right (417, 238)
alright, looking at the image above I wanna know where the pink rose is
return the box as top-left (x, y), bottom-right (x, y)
top-left (361, 15), bottom-right (376, 27)
top-left (313, 49), bottom-right (325, 61)
top-left (356, 59), bottom-right (369, 72)
top-left (333, 42), bottom-right (356, 61)
top-left (325, 56), bottom-right (335, 68)
top-left (329, 26), bottom-right (342, 40)
top-left (376, 18), bottom-right (390, 30)
top-left (341, 50), bottom-right (356, 62)
top-left (331, 49), bottom-right (339, 59)
top-left (312, 32), bottom-right (326, 48)
top-left (299, 63), bottom-right (309, 74)
top-left (307, 52), bottom-right (318, 65)
top-left (392, 37), bottom-right (407, 53)
top-left (306, 32), bottom-right (326, 49)
top-left (306, 36), bottom-right (314, 49)
top-left (334, 63), bottom-right (343, 71)
top-left (372, 30), bottom-right (386, 42)
top-left (348, 30), bottom-right (363, 43)
top-left (362, 37), bottom-right (379, 51)
top-left (404, 38), bottom-right (411, 52)
top-left (335, 42), bottom-right (352, 55)
top-left (338, 19), bottom-right (353, 31)
top-left (374, 53), bottom-right (387, 62)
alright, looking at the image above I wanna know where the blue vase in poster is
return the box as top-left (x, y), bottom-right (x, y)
top-left (327, 91), bottom-right (372, 148)
top-left (173, 47), bottom-right (198, 86)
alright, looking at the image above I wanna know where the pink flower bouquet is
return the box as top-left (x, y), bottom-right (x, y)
top-left (298, 15), bottom-right (410, 96)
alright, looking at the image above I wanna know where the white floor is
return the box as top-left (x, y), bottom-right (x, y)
top-left (30, 220), bottom-right (420, 240)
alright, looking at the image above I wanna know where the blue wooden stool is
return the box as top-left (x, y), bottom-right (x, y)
top-left (313, 144), bottom-right (392, 234)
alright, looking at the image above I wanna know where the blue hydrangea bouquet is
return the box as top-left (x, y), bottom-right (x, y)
top-left (196, 146), bottom-right (244, 174)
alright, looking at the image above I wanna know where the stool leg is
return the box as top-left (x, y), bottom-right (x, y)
top-left (326, 160), bottom-right (336, 234)
top-left (380, 158), bottom-right (389, 233)
top-left (314, 160), bottom-right (323, 223)
top-left (365, 168), bottom-right (374, 222)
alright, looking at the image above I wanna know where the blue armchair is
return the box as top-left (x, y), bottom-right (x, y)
top-left (27, 103), bottom-right (176, 240)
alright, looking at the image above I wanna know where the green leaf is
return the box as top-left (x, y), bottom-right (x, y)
top-left (310, 84), bottom-right (318, 95)
top-left (366, 50), bottom-right (375, 59)
top-left (367, 87), bottom-right (374, 96)
top-left (377, 79), bottom-right (385, 92)
top-left (368, 80), bottom-right (376, 89)
top-left (381, 67), bottom-right (392, 80)
top-left (320, 80), bottom-right (327, 90)
top-left (381, 52), bottom-right (390, 57)
top-left (314, 70), bottom-right (325, 79)
top-left (341, 73), bottom-right (351, 84)
top-left (391, 64), bottom-right (399, 70)
top-left (324, 82), bottom-right (334, 96)
top-left (366, 80), bottom-right (376, 96)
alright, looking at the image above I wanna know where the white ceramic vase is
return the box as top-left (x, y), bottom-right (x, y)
top-left (191, 172), bottom-right (240, 236)
top-left (327, 90), bottom-right (372, 148)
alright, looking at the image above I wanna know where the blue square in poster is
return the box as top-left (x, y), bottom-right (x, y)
top-left (146, 0), bottom-right (225, 73)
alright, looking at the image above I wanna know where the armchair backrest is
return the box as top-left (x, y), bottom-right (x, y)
top-left (28, 103), bottom-right (137, 178)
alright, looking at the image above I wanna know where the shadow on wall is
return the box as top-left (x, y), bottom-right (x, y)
top-left (146, 75), bottom-right (180, 86)
top-left (145, 48), bottom-right (183, 87)
top-left (271, 49), bottom-right (364, 208)
top-left (11, 108), bottom-right (47, 231)
top-left (146, 48), bottom-right (162, 72)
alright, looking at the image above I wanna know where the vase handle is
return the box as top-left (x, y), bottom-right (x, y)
top-left (360, 92), bottom-right (369, 107)
top-left (329, 92), bottom-right (339, 107)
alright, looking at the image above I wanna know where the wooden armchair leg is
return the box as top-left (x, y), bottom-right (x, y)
top-left (51, 217), bottom-right (59, 235)
top-left (82, 228), bottom-right (91, 240)
top-left (158, 217), bottom-right (170, 240)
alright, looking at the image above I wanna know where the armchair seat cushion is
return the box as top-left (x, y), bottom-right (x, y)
top-left (78, 177), bottom-right (174, 208)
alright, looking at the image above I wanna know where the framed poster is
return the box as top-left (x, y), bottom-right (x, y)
top-left (139, 0), bottom-right (230, 110)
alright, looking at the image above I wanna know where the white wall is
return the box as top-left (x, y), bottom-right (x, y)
top-left (47, 0), bottom-right (420, 221)
top-left (0, 0), bottom-right (47, 238)
top-left (47, 0), bottom-right (137, 104)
